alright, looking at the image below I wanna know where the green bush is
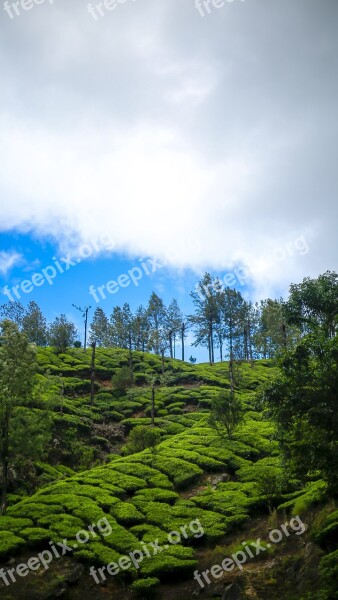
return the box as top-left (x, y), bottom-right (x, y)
top-left (318, 550), bottom-right (338, 599)
top-left (110, 502), bottom-right (144, 525)
top-left (130, 577), bottom-right (160, 593)
top-left (21, 527), bottom-right (51, 546)
top-left (0, 517), bottom-right (33, 533)
top-left (0, 531), bottom-right (25, 558)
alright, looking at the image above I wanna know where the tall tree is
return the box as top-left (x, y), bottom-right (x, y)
top-left (0, 301), bottom-right (25, 330)
top-left (0, 321), bottom-right (37, 513)
top-left (190, 273), bottom-right (220, 365)
top-left (147, 292), bottom-right (166, 355)
top-left (22, 301), bottom-right (47, 346)
top-left (48, 315), bottom-right (77, 353)
top-left (222, 288), bottom-right (246, 360)
top-left (166, 299), bottom-right (183, 358)
top-left (110, 306), bottom-right (128, 348)
top-left (254, 299), bottom-right (299, 358)
top-left (283, 271), bottom-right (338, 338)
top-left (133, 305), bottom-right (150, 352)
top-left (263, 333), bottom-right (338, 495)
top-left (89, 307), bottom-right (110, 347)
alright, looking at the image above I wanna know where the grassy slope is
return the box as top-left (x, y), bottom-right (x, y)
top-left (0, 349), bottom-right (335, 599)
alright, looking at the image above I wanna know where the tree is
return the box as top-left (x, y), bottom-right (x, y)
top-left (22, 301), bottom-right (47, 346)
top-left (112, 366), bottom-right (132, 394)
top-left (222, 288), bottom-right (246, 361)
top-left (48, 314), bottom-right (77, 353)
top-left (263, 332), bottom-right (338, 495)
top-left (283, 271), bottom-right (338, 338)
top-left (123, 425), bottom-right (161, 455)
top-left (0, 320), bottom-right (37, 513)
top-left (110, 306), bottom-right (128, 348)
top-left (147, 293), bottom-right (166, 355)
top-left (254, 299), bottom-right (299, 358)
top-left (133, 305), bottom-right (150, 352)
top-left (89, 308), bottom-right (110, 347)
top-left (256, 466), bottom-right (284, 514)
top-left (166, 299), bottom-right (183, 358)
top-left (209, 389), bottom-right (244, 439)
top-left (190, 273), bottom-right (221, 365)
top-left (0, 301), bottom-right (25, 330)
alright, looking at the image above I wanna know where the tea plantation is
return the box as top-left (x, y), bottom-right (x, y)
top-left (0, 349), bottom-right (336, 599)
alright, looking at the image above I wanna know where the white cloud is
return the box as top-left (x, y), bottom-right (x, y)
top-left (0, 0), bottom-right (337, 298)
top-left (0, 251), bottom-right (22, 276)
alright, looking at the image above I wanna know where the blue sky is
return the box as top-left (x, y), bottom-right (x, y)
top-left (0, 231), bottom-right (253, 361)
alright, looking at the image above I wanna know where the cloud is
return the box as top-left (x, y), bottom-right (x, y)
top-left (0, 251), bottom-right (22, 276)
top-left (0, 0), bottom-right (337, 298)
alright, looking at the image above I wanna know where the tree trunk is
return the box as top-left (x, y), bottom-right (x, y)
top-left (229, 358), bottom-right (235, 401)
top-left (161, 350), bottom-right (165, 375)
top-left (248, 320), bottom-right (254, 368)
top-left (60, 376), bottom-right (64, 414)
top-left (209, 322), bottom-right (214, 365)
top-left (169, 331), bottom-right (173, 359)
top-left (181, 323), bottom-right (185, 362)
top-left (128, 332), bottom-right (134, 385)
top-left (90, 342), bottom-right (96, 406)
top-left (151, 386), bottom-right (155, 427)
top-left (244, 325), bottom-right (249, 361)
top-left (1, 409), bottom-right (9, 515)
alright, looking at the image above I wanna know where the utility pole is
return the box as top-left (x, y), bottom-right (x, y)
top-left (72, 304), bottom-right (91, 351)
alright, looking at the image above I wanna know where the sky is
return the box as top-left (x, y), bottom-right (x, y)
top-left (0, 0), bottom-right (337, 358)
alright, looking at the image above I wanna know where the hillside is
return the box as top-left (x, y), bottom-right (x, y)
top-left (0, 350), bottom-right (336, 600)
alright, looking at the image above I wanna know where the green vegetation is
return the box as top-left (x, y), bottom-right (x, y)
top-left (0, 271), bottom-right (337, 599)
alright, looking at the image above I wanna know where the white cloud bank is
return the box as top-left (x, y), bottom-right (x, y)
top-left (0, 0), bottom-right (337, 298)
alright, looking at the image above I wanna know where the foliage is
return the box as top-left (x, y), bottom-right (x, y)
top-left (263, 333), bottom-right (338, 495)
top-left (48, 314), bottom-right (77, 353)
top-left (209, 389), bottom-right (244, 439)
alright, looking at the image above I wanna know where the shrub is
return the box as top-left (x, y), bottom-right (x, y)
top-left (318, 550), bottom-right (338, 600)
top-left (110, 502), bottom-right (144, 525)
top-left (130, 577), bottom-right (160, 594)
top-left (7, 502), bottom-right (63, 521)
top-left (0, 531), bottom-right (25, 558)
top-left (0, 517), bottom-right (33, 533)
top-left (134, 488), bottom-right (178, 504)
top-left (21, 527), bottom-right (51, 546)
top-left (123, 426), bottom-right (161, 455)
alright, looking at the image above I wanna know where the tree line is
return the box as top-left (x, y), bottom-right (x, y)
top-left (1, 271), bottom-right (336, 363)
